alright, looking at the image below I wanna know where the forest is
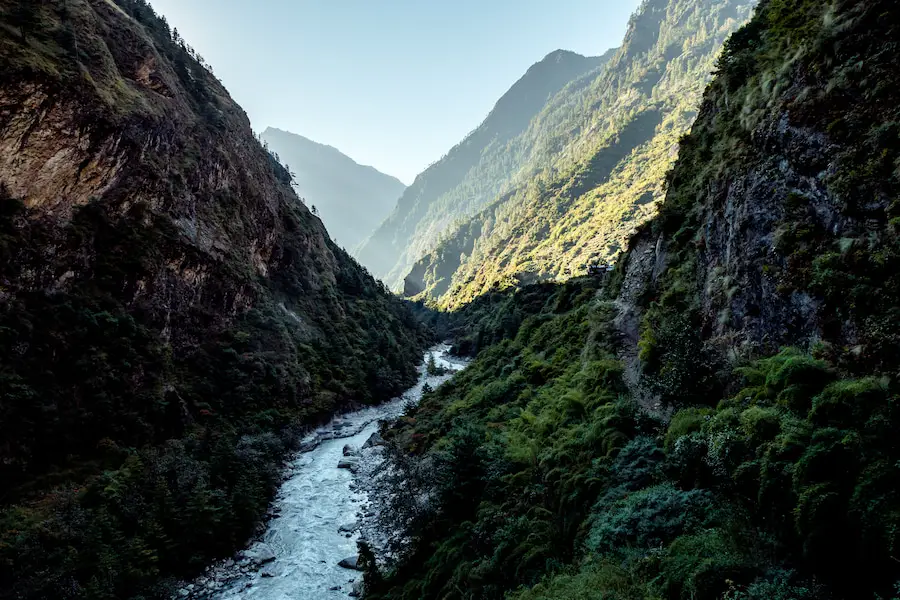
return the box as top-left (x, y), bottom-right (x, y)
top-left (403, 0), bottom-right (753, 307)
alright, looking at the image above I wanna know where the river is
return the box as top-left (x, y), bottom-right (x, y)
top-left (178, 344), bottom-right (467, 599)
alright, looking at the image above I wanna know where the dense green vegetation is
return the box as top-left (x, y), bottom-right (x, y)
top-left (405, 0), bottom-right (753, 307)
top-left (365, 0), bottom-right (900, 598)
top-left (359, 49), bottom-right (613, 288)
top-left (371, 281), bottom-right (638, 596)
top-left (367, 281), bottom-right (834, 599)
top-left (4, 0), bottom-right (900, 598)
top-left (0, 1), bottom-right (427, 597)
top-left (370, 288), bottom-right (900, 599)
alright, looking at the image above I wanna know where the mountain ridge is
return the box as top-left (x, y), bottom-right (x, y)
top-left (261, 127), bottom-right (406, 183)
top-left (403, 0), bottom-right (754, 307)
top-left (358, 46), bottom-right (616, 286)
top-left (365, 1), bottom-right (900, 599)
top-left (259, 126), bottom-right (407, 252)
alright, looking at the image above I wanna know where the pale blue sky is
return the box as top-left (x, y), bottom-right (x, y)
top-left (148, 0), bottom-right (640, 183)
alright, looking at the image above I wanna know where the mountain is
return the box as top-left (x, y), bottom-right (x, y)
top-left (259, 127), bottom-right (406, 252)
top-left (358, 48), bottom-right (614, 287)
top-left (405, 0), bottom-right (755, 307)
top-left (0, 1), bottom-right (427, 597)
top-left (365, 0), bottom-right (900, 599)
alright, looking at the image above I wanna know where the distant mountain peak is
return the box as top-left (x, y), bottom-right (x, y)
top-left (358, 46), bottom-right (616, 284)
top-left (261, 128), bottom-right (370, 169)
top-left (260, 128), bottom-right (406, 251)
top-left (541, 48), bottom-right (592, 62)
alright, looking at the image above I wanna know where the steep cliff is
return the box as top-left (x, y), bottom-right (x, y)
top-left (0, 1), bottom-right (426, 597)
top-left (364, 1), bottom-right (900, 599)
top-left (259, 127), bottom-right (407, 252)
top-left (358, 49), bottom-right (613, 288)
top-left (405, 0), bottom-right (754, 307)
top-left (632, 0), bottom-right (900, 397)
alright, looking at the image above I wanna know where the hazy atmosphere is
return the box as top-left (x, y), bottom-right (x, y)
top-left (148, 0), bottom-right (640, 182)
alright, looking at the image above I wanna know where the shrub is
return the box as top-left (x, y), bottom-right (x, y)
top-left (666, 407), bottom-right (712, 450)
top-left (809, 377), bottom-right (888, 427)
top-left (660, 530), bottom-right (757, 600)
top-left (508, 561), bottom-right (640, 600)
top-left (588, 483), bottom-right (717, 552)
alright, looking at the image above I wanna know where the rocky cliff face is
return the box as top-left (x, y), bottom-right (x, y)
top-left (0, 2), bottom-right (426, 597)
top-left (0, 0), bottom-right (332, 336)
top-left (629, 0), bottom-right (900, 381)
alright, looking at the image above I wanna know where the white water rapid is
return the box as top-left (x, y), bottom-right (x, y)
top-left (178, 344), bottom-right (466, 599)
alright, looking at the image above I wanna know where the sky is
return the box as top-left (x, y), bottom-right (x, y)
top-left (148, 0), bottom-right (641, 184)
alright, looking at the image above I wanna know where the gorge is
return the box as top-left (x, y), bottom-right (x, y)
top-left (2, 0), bottom-right (900, 599)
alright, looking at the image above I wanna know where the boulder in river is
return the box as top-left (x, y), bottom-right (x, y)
top-left (242, 542), bottom-right (277, 565)
top-left (338, 555), bottom-right (363, 571)
top-left (362, 432), bottom-right (386, 448)
top-left (342, 444), bottom-right (358, 457)
top-left (349, 579), bottom-right (364, 597)
top-left (337, 457), bottom-right (360, 473)
top-left (260, 565), bottom-right (277, 578)
top-left (338, 522), bottom-right (357, 533)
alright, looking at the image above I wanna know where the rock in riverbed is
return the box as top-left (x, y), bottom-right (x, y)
top-left (337, 457), bottom-right (360, 473)
top-left (260, 566), bottom-right (276, 578)
top-left (241, 542), bottom-right (277, 566)
top-left (338, 555), bottom-right (363, 571)
top-left (362, 432), bottom-right (385, 449)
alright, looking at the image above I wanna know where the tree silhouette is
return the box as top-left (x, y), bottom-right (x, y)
top-left (11, 0), bottom-right (39, 43)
